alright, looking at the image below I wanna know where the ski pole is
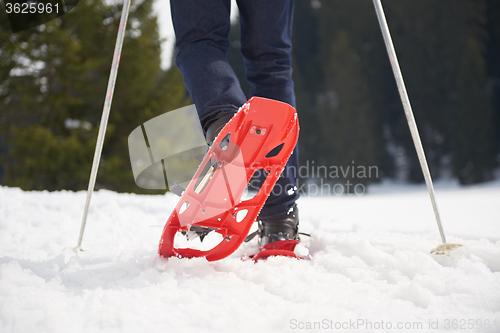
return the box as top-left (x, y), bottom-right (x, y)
top-left (75, 0), bottom-right (132, 251)
top-left (372, 0), bottom-right (461, 255)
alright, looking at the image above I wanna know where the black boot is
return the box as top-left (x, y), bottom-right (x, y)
top-left (205, 113), bottom-right (235, 145)
top-left (257, 207), bottom-right (299, 246)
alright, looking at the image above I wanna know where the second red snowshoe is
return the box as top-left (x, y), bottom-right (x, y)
top-left (249, 240), bottom-right (301, 261)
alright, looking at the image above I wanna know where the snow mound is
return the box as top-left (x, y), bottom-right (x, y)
top-left (1, 182), bottom-right (499, 332)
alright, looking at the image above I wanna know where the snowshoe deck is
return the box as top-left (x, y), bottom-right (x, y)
top-left (158, 97), bottom-right (299, 261)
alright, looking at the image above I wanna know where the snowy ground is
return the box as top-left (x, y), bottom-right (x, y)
top-left (1, 180), bottom-right (499, 333)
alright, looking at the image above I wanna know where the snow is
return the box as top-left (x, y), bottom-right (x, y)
top-left (1, 181), bottom-right (499, 333)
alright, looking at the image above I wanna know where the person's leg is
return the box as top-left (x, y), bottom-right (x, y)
top-left (170, 0), bottom-right (247, 135)
top-left (237, 0), bottom-right (299, 221)
top-left (237, 0), bottom-right (295, 107)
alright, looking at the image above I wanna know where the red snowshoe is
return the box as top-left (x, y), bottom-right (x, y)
top-left (158, 97), bottom-right (299, 261)
top-left (248, 240), bottom-right (302, 261)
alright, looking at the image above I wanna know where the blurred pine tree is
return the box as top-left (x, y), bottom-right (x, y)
top-left (486, 0), bottom-right (500, 172)
top-left (384, 0), bottom-right (496, 184)
top-left (289, 0), bottom-right (499, 186)
top-left (3, 0), bottom-right (498, 191)
top-left (0, 0), bottom-right (190, 192)
top-left (298, 1), bottom-right (386, 187)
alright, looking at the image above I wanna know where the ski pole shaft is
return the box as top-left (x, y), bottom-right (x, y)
top-left (373, 0), bottom-right (447, 244)
top-left (76, 0), bottom-right (132, 250)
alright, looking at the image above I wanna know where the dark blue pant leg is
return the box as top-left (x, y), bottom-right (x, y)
top-left (170, 0), bottom-right (247, 134)
top-left (171, 0), bottom-right (299, 219)
top-left (237, 0), bottom-right (299, 219)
